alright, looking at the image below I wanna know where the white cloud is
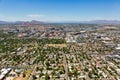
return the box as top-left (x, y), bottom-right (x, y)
top-left (0, 14), bottom-right (120, 22)
top-left (0, 15), bottom-right (5, 18)
top-left (27, 14), bottom-right (45, 18)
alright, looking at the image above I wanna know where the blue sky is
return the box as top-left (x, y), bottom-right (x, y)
top-left (0, 0), bottom-right (120, 22)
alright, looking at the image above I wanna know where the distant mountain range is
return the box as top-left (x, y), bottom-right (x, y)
top-left (82, 20), bottom-right (120, 25)
top-left (0, 20), bottom-right (120, 25)
top-left (0, 20), bottom-right (44, 25)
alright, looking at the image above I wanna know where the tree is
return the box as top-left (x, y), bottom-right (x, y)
top-left (45, 73), bottom-right (50, 80)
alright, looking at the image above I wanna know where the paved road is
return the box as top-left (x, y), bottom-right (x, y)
top-left (62, 53), bottom-right (68, 80)
top-left (29, 65), bottom-right (37, 80)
